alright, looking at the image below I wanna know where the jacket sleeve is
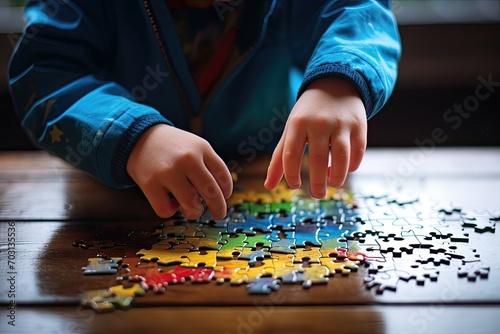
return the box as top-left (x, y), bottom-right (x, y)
top-left (290, 0), bottom-right (401, 119)
top-left (7, 0), bottom-right (171, 188)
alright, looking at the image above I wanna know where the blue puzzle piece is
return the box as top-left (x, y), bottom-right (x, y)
top-left (295, 222), bottom-right (321, 247)
top-left (247, 276), bottom-right (281, 294)
top-left (227, 214), bottom-right (273, 234)
top-left (270, 213), bottom-right (297, 231)
top-left (270, 238), bottom-right (296, 254)
top-left (82, 258), bottom-right (121, 275)
top-left (238, 248), bottom-right (272, 266)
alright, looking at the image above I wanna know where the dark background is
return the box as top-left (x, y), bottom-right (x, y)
top-left (1, 1), bottom-right (499, 150)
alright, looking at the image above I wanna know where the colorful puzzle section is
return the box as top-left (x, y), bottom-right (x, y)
top-left (79, 184), bottom-right (498, 311)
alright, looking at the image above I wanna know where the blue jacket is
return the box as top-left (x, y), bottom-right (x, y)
top-left (8, 0), bottom-right (401, 189)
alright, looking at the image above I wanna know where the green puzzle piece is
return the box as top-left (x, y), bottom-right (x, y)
top-left (218, 233), bottom-right (248, 259)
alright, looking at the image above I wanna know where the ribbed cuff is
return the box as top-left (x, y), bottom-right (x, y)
top-left (112, 114), bottom-right (172, 186)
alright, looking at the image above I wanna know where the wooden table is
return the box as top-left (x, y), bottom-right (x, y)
top-left (1, 148), bottom-right (499, 334)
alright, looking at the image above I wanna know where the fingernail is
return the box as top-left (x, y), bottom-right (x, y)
top-left (313, 190), bottom-right (326, 198)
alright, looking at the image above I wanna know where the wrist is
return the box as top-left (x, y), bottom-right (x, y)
top-left (126, 123), bottom-right (171, 179)
top-left (306, 76), bottom-right (361, 100)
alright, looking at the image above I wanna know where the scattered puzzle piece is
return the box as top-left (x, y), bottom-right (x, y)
top-left (296, 264), bottom-right (330, 288)
top-left (364, 269), bottom-right (403, 294)
top-left (78, 184), bottom-right (495, 305)
top-left (109, 283), bottom-right (146, 297)
top-left (82, 257), bottom-right (122, 275)
top-left (458, 262), bottom-right (490, 281)
top-left (247, 276), bottom-right (281, 294)
top-left (394, 259), bottom-right (439, 286)
top-left (81, 289), bottom-right (134, 312)
top-left (461, 214), bottom-right (496, 233)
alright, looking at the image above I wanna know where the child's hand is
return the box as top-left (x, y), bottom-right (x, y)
top-left (264, 76), bottom-right (367, 198)
top-left (127, 124), bottom-right (233, 220)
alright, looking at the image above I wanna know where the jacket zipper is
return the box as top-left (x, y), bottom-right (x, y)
top-left (196, 0), bottom-right (277, 130)
top-left (143, 0), bottom-right (276, 135)
top-left (143, 0), bottom-right (196, 131)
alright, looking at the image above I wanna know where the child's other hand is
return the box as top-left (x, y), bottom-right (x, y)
top-left (264, 76), bottom-right (367, 198)
top-left (127, 124), bottom-right (233, 220)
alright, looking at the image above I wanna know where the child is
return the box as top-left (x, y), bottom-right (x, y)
top-left (8, 0), bottom-right (401, 220)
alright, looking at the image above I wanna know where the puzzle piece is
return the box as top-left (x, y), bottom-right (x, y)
top-left (154, 238), bottom-right (194, 250)
top-left (431, 243), bottom-right (480, 263)
top-left (82, 257), bottom-right (122, 275)
top-left (227, 215), bottom-right (273, 234)
top-left (393, 258), bottom-right (439, 286)
top-left (364, 269), bottom-right (402, 294)
top-left (318, 238), bottom-right (345, 258)
top-left (178, 221), bottom-right (201, 237)
top-left (182, 237), bottom-right (222, 250)
top-left (244, 233), bottom-right (273, 248)
top-left (270, 212), bottom-right (297, 230)
top-left (141, 266), bottom-right (214, 292)
top-left (217, 233), bottom-right (248, 259)
top-left (156, 220), bottom-right (187, 239)
top-left (213, 267), bottom-right (234, 284)
top-left (247, 276), bottom-right (281, 294)
top-left (196, 225), bottom-right (225, 244)
top-left (346, 236), bottom-right (385, 261)
top-left (230, 260), bottom-right (274, 285)
top-left (372, 218), bottom-right (413, 241)
top-left (213, 259), bottom-right (249, 284)
top-left (293, 199), bottom-right (321, 215)
top-left (77, 185), bottom-right (496, 306)
top-left (416, 253), bottom-right (451, 266)
top-left (142, 270), bottom-right (178, 293)
top-left (302, 265), bottom-right (330, 287)
top-left (81, 289), bottom-right (134, 312)
top-left (294, 221), bottom-right (322, 247)
top-left (271, 252), bottom-right (295, 267)
top-left (117, 257), bottom-right (159, 283)
top-left (294, 247), bottom-right (322, 264)
top-left (172, 266), bottom-right (215, 283)
top-left (109, 283), bottom-right (146, 297)
top-left (430, 222), bottom-right (470, 243)
top-left (180, 249), bottom-right (218, 268)
top-left (286, 264), bottom-right (330, 288)
top-left (136, 248), bottom-right (189, 266)
top-left (319, 258), bottom-right (359, 276)
top-left (377, 239), bottom-right (414, 258)
top-left (280, 269), bottom-right (307, 285)
top-left (457, 262), bottom-right (490, 281)
top-left (236, 247), bottom-right (272, 266)
top-left (461, 214), bottom-right (496, 233)
top-left (270, 237), bottom-right (296, 254)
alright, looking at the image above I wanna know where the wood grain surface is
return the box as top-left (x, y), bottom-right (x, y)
top-left (1, 149), bottom-right (499, 334)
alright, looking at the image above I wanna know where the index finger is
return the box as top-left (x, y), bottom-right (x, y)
top-left (189, 168), bottom-right (227, 220)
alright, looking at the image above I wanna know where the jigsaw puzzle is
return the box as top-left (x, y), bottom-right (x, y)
top-left (77, 183), bottom-right (497, 311)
